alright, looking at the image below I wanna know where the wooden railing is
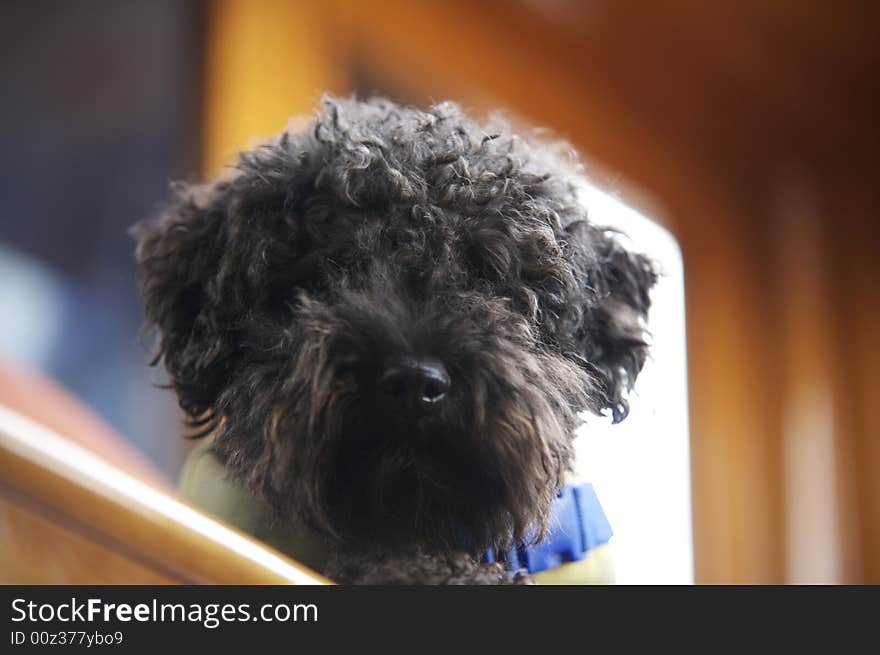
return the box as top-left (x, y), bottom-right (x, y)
top-left (0, 405), bottom-right (329, 584)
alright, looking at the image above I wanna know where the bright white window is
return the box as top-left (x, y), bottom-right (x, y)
top-left (572, 183), bottom-right (693, 584)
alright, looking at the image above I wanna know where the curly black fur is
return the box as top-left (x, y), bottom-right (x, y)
top-left (133, 96), bottom-right (656, 584)
top-left (326, 551), bottom-right (533, 585)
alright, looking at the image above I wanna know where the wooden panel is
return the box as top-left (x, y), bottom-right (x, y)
top-left (0, 358), bottom-right (169, 490)
top-left (0, 405), bottom-right (330, 585)
top-left (0, 496), bottom-right (178, 585)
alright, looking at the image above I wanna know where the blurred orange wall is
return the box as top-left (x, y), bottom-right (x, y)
top-left (200, 0), bottom-right (880, 583)
top-left (203, 0), bottom-right (349, 176)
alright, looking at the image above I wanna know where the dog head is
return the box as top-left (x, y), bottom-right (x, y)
top-left (134, 97), bottom-right (656, 554)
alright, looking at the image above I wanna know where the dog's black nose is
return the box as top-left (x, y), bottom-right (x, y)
top-left (379, 358), bottom-right (450, 407)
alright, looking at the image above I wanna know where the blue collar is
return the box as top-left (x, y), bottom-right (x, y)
top-left (483, 482), bottom-right (612, 575)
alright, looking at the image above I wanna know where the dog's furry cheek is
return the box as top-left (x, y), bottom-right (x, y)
top-left (482, 394), bottom-right (572, 544)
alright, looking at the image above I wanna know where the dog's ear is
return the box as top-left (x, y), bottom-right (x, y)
top-left (563, 224), bottom-right (658, 423)
top-left (132, 181), bottom-right (241, 431)
top-left (133, 134), bottom-right (323, 431)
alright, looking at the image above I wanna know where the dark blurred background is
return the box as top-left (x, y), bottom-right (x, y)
top-left (0, 0), bottom-right (877, 583)
top-left (0, 1), bottom-right (203, 477)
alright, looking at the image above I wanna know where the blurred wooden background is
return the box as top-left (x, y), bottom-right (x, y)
top-left (201, 0), bottom-right (879, 583)
top-left (202, 0), bottom-right (878, 583)
top-left (0, 406), bottom-right (328, 584)
top-left (9, 0), bottom-right (874, 584)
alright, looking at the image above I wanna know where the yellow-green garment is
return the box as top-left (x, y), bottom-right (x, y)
top-left (178, 443), bottom-right (614, 584)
